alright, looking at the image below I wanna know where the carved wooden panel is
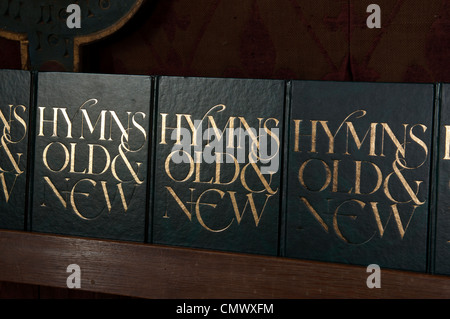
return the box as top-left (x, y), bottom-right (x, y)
top-left (0, 0), bottom-right (144, 71)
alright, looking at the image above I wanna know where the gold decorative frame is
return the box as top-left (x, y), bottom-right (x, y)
top-left (0, 30), bottom-right (29, 69)
top-left (73, 0), bottom-right (145, 72)
top-left (0, 0), bottom-right (145, 72)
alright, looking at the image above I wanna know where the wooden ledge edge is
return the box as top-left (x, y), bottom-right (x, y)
top-left (0, 230), bottom-right (449, 299)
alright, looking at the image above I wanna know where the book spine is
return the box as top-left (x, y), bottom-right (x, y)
top-left (146, 75), bottom-right (158, 244)
top-left (279, 79), bottom-right (291, 257)
top-left (428, 83), bottom-right (442, 274)
top-left (25, 71), bottom-right (38, 232)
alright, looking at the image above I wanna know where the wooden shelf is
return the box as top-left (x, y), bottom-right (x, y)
top-left (0, 229), bottom-right (449, 299)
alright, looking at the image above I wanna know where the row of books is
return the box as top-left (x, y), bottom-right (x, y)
top-left (0, 69), bottom-right (448, 275)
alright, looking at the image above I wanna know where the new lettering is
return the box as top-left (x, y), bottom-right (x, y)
top-left (299, 197), bottom-right (418, 243)
top-left (163, 186), bottom-right (273, 232)
top-left (41, 175), bottom-right (137, 219)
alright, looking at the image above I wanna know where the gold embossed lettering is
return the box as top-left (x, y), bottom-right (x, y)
top-left (80, 104), bottom-right (106, 140)
top-left (298, 159), bottom-right (331, 192)
top-left (195, 188), bottom-right (231, 232)
top-left (165, 150), bottom-right (194, 182)
top-left (345, 122), bottom-right (377, 156)
top-left (87, 144), bottom-right (111, 175)
top-left (333, 199), bottom-right (366, 243)
top-left (370, 202), bottom-right (418, 239)
top-left (292, 120), bottom-right (317, 153)
top-left (299, 196), bottom-right (328, 232)
top-left (70, 178), bottom-right (96, 219)
top-left (240, 161), bottom-right (277, 194)
top-left (42, 142), bottom-right (70, 172)
top-left (38, 107), bottom-right (73, 138)
top-left (380, 123), bottom-right (407, 157)
top-left (0, 172), bottom-right (19, 202)
top-left (444, 126), bottom-right (450, 160)
top-left (43, 176), bottom-right (67, 208)
top-left (228, 191), bottom-right (272, 227)
top-left (69, 143), bottom-right (86, 174)
top-left (164, 186), bottom-right (193, 220)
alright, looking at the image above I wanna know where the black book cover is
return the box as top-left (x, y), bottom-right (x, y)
top-left (0, 69), bottom-right (32, 231)
top-left (283, 80), bottom-right (435, 272)
top-left (434, 83), bottom-right (450, 275)
top-left (31, 72), bottom-right (151, 242)
top-left (151, 76), bottom-right (285, 255)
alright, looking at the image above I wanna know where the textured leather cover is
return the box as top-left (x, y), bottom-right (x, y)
top-left (284, 80), bottom-right (435, 271)
top-left (31, 72), bottom-right (151, 242)
top-left (151, 76), bottom-right (285, 255)
top-left (434, 84), bottom-right (450, 275)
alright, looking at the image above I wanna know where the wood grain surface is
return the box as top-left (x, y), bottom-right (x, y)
top-left (0, 229), bottom-right (449, 299)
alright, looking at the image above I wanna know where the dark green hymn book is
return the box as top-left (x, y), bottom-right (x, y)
top-left (0, 69), bottom-right (32, 231)
top-left (31, 72), bottom-right (152, 242)
top-left (151, 76), bottom-right (286, 255)
top-left (283, 80), bottom-right (436, 272)
top-left (434, 84), bottom-right (450, 275)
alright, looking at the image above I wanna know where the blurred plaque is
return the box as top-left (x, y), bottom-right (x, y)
top-left (0, 0), bottom-right (144, 71)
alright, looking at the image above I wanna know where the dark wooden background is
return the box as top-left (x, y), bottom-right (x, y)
top-left (0, 0), bottom-right (449, 298)
top-left (1, 0), bottom-right (449, 82)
